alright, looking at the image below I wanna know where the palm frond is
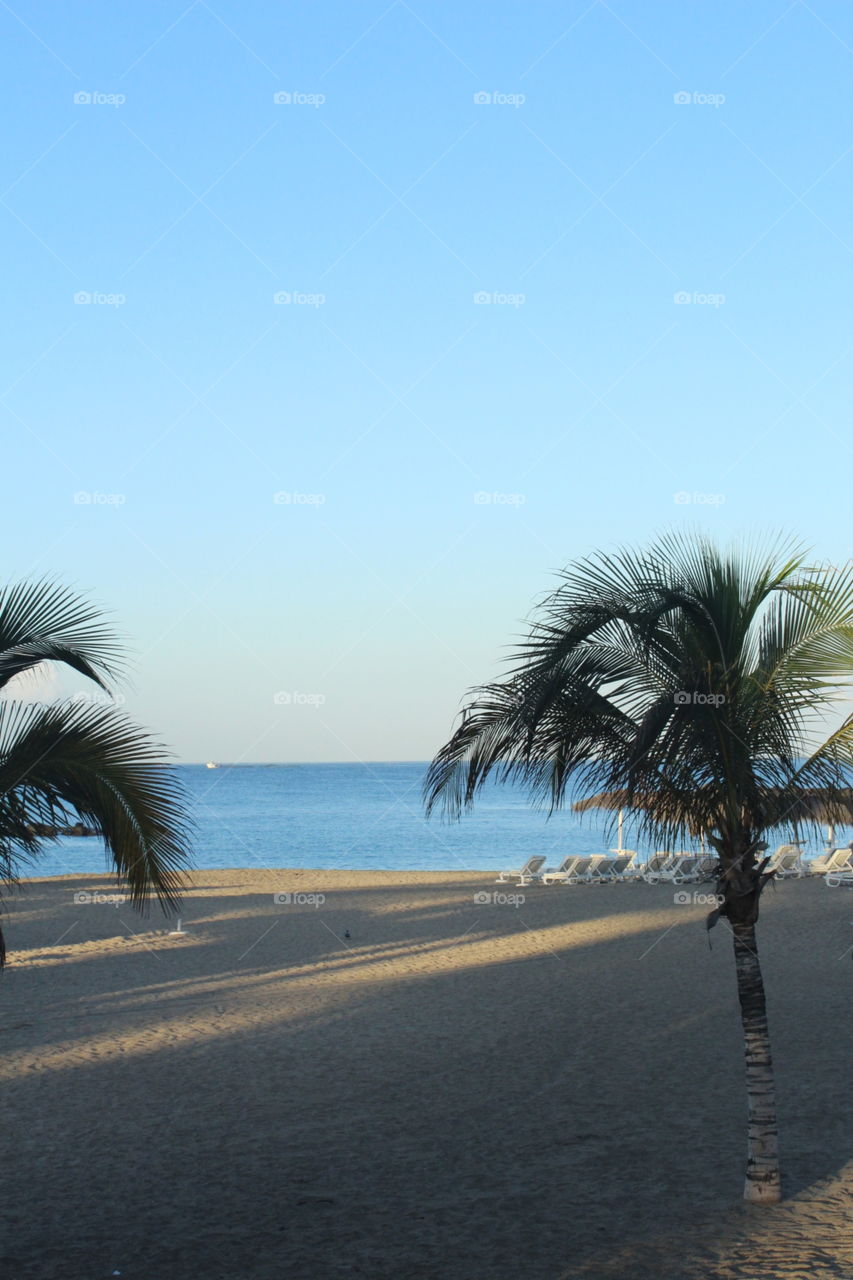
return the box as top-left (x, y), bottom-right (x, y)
top-left (425, 532), bottom-right (853, 861)
top-left (0, 701), bottom-right (193, 963)
top-left (0, 578), bottom-right (124, 693)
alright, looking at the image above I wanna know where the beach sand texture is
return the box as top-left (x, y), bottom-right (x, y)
top-left (1, 870), bottom-right (851, 1279)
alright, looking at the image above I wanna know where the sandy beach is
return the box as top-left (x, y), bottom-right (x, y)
top-left (1, 869), bottom-right (850, 1279)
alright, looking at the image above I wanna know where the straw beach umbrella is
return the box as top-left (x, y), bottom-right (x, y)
top-left (573, 790), bottom-right (706, 852)
top-left (574, 787), bottom-right (853, 848)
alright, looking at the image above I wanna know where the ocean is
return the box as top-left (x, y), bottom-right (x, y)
top-left (30, 762), bottom-right (847, 878)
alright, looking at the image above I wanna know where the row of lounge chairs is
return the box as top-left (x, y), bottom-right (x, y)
top-left (496, 851), bottom-right (718, 886)
top-left (496, 842), bottom-right (853, 887)
top-left (760, 843), bottom-right (853, 880)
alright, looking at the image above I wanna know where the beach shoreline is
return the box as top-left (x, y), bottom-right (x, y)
top-left (3, 870), bottom-right (851, 1279)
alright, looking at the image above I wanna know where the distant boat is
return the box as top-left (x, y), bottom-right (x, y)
top-left (206, 761), bottom-right (218, 769)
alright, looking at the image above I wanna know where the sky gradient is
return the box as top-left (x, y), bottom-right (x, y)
top-left (3, 1), bottom-right (852, 761)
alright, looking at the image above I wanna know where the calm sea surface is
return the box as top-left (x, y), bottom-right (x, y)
top-left (32, 763), bottom-right (846, 878)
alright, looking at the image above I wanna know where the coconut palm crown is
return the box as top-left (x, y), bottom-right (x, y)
top-left (424, 532), bottom-right (853, 1202)
top-left (0, 580), bottom-right (192, 965)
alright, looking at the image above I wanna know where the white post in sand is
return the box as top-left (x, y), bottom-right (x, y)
top-left (169, 917), bottom-right (186, 936)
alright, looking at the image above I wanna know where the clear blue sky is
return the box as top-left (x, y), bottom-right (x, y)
top-left (3, 1), bottom-right (851, 761)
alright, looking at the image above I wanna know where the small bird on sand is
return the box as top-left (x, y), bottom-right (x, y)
top-left (343, 929), bottom-right (351, 939)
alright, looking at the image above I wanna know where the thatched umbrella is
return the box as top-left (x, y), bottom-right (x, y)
top-left (574, 786), bottom-right (853, 856)
top-left (787, 788), bottom-right (853, 854)
top-left (573, 790), bottom-right (706, 847)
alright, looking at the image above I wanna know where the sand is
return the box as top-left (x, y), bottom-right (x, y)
top-left (1, 868), bottom-right (851, 1280)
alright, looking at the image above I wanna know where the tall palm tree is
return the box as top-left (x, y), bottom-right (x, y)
top-left (424, 532), bottom-right (853, 1204)
top-left (0, 580), bottom-right (192, 965)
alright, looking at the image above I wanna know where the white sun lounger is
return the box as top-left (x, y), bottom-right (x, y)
top-left (693, 854), bottom-right (719, 882)
top-left (641, 853), bottom-right (674, 883)
top-left (667, 855), bottom-right (702, 884)
top-left (808, 846), bottom-right (853, 877)
top-left (606, 852), bottom-right (640, 881)
top-left (643, 852), bottom-right (694, 883)
top-left (564, 855), bottom-right (598, 883)
top-left (542, 854), bottom-right (585, 884)
top-left (495, 855), bottom-right (546, 885)
top-left (584, 855), bottom-right (618, 883)
top-left (765, 844), bottom-right (806, 878)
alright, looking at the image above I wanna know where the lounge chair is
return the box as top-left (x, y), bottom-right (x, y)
top-left (584, 855), bottom-right (617, 883)
top-left (607, 852), bottom-right (640, 881)
top-left (644, 852), bottom-right (691, 882)
top-left (542, 854), bottom-right (584, 885)
top-left (808, 846), bottom-right (853, 877)
top-left (765, 844), bottom-right (806, 879)
top-left (825, 869), bottom-right (853, 887)
top-left (495, 855), bottom-right (546, 885)
top-left (667, 855), bottom-right (701, 884)
top-left (565, 855), bottom-right (597, 883)
top-left (641, 853), bottom-right (674, 883)
top-left (693, 854), bottom-right (719, 882)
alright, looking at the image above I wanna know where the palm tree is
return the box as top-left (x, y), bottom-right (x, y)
top-left (0, 579), bottom-right (192, 965)
top-left (424, 532), bottom-right (853, 1204)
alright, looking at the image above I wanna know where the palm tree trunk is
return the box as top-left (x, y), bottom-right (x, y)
top-left (732, 921), bottom-right (781, 1203)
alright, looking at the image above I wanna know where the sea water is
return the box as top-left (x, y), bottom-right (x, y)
top-left (30, 762), bottom-right (846, 878)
